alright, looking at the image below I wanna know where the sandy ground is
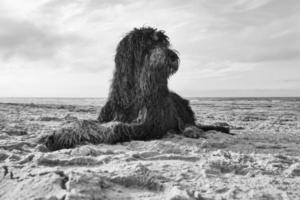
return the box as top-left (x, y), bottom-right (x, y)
top-left (0, 98), bottom-right (299, 200)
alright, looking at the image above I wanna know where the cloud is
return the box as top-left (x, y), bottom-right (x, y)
top-left (282, 79), bottom-right (300, 83)
top-left (37, 0), bottom-right (300, 70)
top-left (0, 17), bottom-right (84, 61)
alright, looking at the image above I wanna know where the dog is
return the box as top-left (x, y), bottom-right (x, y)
top-left (44, 27), bottom-right (230, 151)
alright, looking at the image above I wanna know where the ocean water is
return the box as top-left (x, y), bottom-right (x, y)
top-left (0, 97), bottom-right (106, 106)
top-left (0, 97), bottom-right (299, 106)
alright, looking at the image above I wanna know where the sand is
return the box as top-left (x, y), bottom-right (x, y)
top-left (0, 98), bottom-right (299, 200)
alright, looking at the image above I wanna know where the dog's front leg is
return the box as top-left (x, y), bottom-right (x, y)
top-left (44, 120), bottom-right (118, 151)
top-left (97, 101), bottom-right (114, 122)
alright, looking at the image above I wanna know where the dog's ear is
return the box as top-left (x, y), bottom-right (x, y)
top-left (111, 33), bottom-right (139, 107)
top-left (115, 35), bottom-right (134, 74)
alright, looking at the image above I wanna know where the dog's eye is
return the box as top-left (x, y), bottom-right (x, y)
top-left (152, 32), bottom-right (159, 41)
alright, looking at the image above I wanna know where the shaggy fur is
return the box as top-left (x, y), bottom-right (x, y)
top-left (44, 27), bottom-right (230, 151)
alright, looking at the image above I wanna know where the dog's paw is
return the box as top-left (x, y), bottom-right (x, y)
top-left (44, 133), bottom-right (59, 151)
top-left (44, 122), bottom-right (81, 151)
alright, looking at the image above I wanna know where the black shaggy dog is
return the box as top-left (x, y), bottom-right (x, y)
top-left (44, 27), bottom-right (230, 151)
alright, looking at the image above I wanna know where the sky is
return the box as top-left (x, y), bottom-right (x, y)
top-left (0, 0), bottom-right (299, 97)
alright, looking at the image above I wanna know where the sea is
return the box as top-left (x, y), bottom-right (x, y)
top-left (0, 97), bottom-right (299, 106)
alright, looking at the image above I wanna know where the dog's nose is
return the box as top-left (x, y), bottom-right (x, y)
top-left (168, 50), bottom-right (178, 62)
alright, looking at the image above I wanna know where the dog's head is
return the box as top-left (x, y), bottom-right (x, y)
top-left (111, 27), bottom-right (179, 103)
top-left (115, 27), bottom-right (179, 80)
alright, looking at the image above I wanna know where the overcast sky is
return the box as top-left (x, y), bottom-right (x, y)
top-left (0, 0), bottom-right (299, 97)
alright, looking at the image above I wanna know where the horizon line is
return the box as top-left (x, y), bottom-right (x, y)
top-left (1, 96), bottom-right (300, 98)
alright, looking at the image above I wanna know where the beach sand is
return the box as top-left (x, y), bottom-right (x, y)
top-left (0, 98), bottom-right (299, 200)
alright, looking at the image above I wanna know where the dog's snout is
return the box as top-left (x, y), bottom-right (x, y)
top-left (168, 50), bottom-right (178, 62)
top-left (166, 49), bottom-right (179, 74)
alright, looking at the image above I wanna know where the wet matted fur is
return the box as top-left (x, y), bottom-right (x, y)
top-left (44, 27), bottom-right (230, 151)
